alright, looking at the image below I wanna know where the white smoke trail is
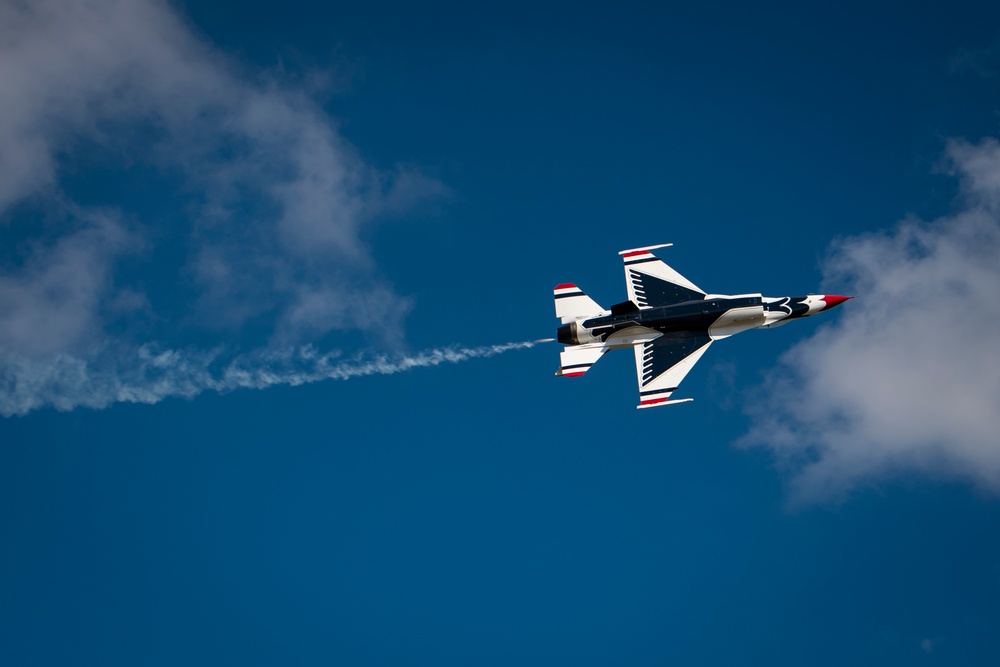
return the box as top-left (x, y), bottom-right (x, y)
top-left (0, 340), bottom-right (551, 417)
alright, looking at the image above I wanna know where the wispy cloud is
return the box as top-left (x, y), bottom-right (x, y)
top-left (950, 33), bottom-right (1000, 79)
top-left (0, 0), bottom-right (453, 415)
top-left (740, 137), bottom-right (1000, 503)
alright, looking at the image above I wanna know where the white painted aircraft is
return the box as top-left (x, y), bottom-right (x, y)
top-left (554, 244), bottom-right (851, 408)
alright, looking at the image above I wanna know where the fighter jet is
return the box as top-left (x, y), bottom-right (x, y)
top-left (554, 244), bottom-right (851, 408)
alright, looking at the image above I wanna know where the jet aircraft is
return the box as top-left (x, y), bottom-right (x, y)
top-left (554, 244), bottom-right (851, 408)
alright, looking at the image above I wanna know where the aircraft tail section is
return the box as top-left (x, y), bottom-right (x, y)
top-left (555, 344), bottom-right (607, 377)
top-left (554, 283), bottom-right (606, 323)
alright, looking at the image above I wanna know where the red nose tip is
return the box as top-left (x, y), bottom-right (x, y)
top-left (821, 295), bottom-right (853, 310)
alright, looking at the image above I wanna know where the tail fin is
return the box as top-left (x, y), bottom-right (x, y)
top-left (554, 283), bottom-right (606, 323)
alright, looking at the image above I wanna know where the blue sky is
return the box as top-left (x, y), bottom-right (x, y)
top-left (2, 0), bottom-right (1000, 664)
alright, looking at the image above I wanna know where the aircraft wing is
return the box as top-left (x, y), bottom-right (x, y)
top-left (620, 244), bottom-right (706, 308)
top-left (633, 332), bottom-right (713, 408)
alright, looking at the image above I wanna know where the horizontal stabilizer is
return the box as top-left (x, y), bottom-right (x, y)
top-left (555, 344), bottom-right (606, 377)
top-left (554, 283), bottom-right (606, 323)
top-left (637, 397), bottom-right (694, 409)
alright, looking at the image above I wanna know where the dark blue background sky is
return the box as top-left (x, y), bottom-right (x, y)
top-left (2, 1), bottom-right (1000, 664)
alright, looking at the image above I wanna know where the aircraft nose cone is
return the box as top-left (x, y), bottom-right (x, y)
top-left (821, 295), bottom-right (853, 310)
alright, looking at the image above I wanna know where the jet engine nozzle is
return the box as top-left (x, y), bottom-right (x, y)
top-left (557, 321), bottom-right (601, 345)
top-left (557, 322), bottom-right (576, 345)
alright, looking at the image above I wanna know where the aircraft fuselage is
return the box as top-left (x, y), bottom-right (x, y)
top-left (557, 294), bottom-right (845, 347)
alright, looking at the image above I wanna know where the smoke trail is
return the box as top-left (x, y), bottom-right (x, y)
top-left (0, 340), bottom-right (551, 417)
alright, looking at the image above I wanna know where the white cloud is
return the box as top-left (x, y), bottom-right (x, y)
top-left (0, 207), bottom-right (139, 357)
top-left (740, 138), bottom-right (1000, 503)
top-left (0, 0), bottom-right (448, 414)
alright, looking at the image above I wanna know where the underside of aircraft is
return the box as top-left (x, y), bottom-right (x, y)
top-left (554, 244), bottom-right (851, 408)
